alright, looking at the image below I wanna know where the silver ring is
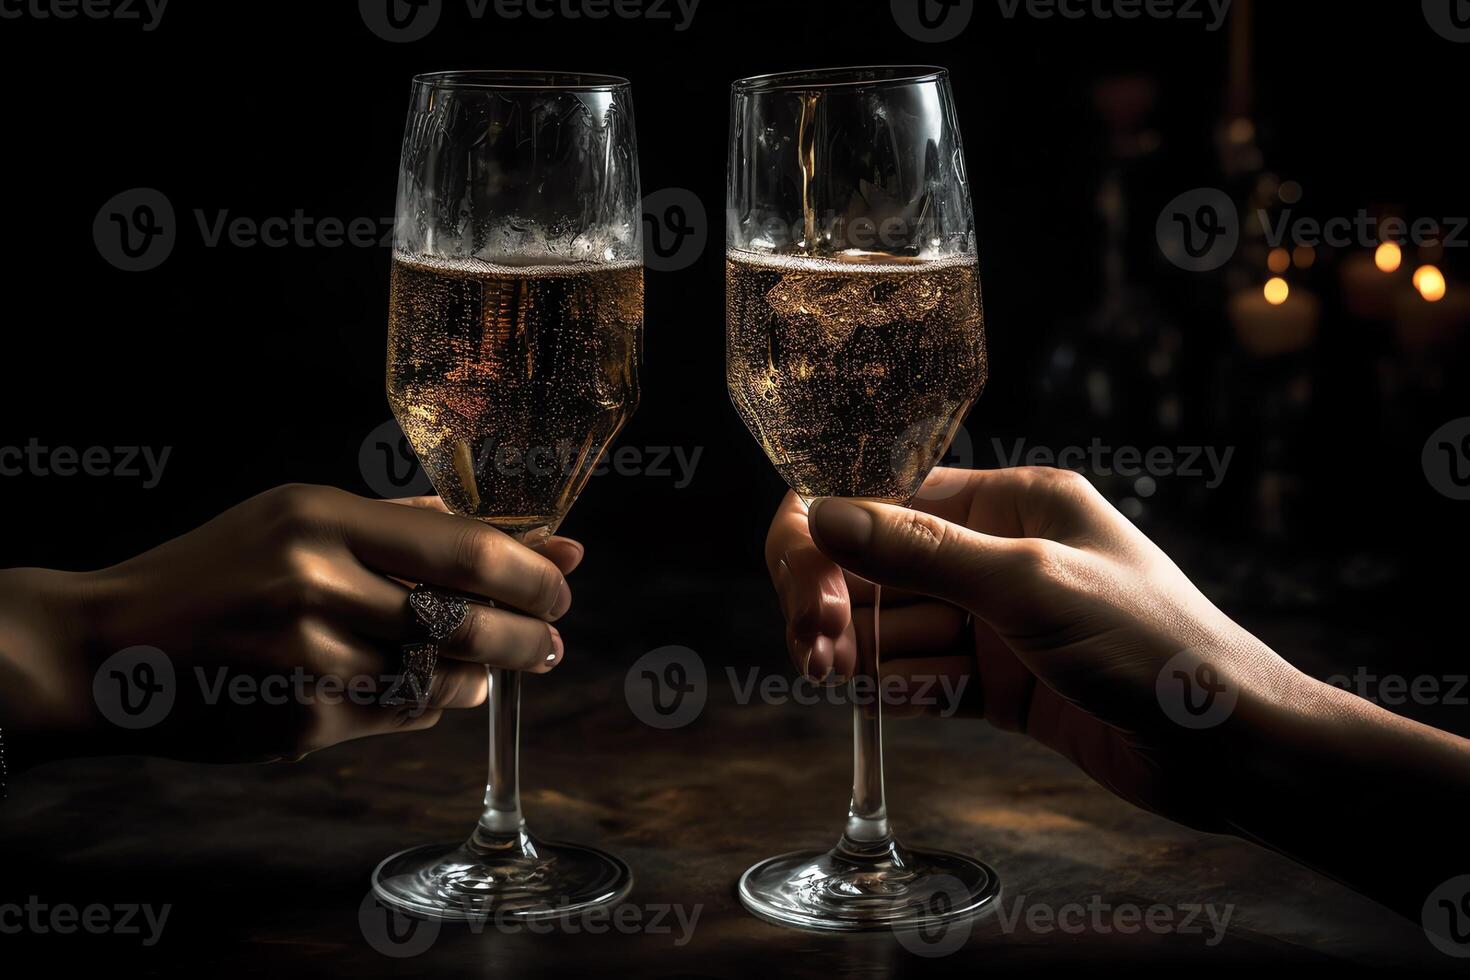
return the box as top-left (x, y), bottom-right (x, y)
top-left (383, 642), bottom-right (438, 706)
top-left (408, 584), bottom-right (470, 641)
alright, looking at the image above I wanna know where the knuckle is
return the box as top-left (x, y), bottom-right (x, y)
top-left (1010, 538), bottom-right (1067, 583)
top-left (534, 562), bottom-right (564, 616)
top-left (270, 550), bottom-right (335, 617)
top-left (452, 523), bottom-right (501, 586)
top-left (890, 508), bottom-right (949, 559)
top-left (456, 604), bottom-right (487, 654)
top-left (263, 483), bottom-right (320, 525)
top-left (1028, 466), bottom-right (1089, 492)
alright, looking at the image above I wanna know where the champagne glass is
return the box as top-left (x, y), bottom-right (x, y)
top-left (372, 70), bottom-right (641, 922)
top-left (727, 66), bottom-right (997, 931)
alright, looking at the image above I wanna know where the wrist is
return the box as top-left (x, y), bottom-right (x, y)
top-left (1210, 655), bottom-right (1363, 837)
top-left (0, 567), bottom-right (108, 764)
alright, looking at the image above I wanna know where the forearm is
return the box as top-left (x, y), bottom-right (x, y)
top-left (1221, 671), bottom-right (1470, 921)
top-left (0, 568), bottom-right (100, 770)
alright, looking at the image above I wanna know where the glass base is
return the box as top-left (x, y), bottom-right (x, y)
top-left (372, 831), bottom-right (632, 922)
top-left (737, 839), bottom-right (1000, 932)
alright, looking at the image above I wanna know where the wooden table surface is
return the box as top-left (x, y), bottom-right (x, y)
top-left (0, 574), bottom-right (1454, 976)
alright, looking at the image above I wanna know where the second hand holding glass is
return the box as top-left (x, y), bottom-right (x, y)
top-left (727, 66), bottom-right (997, 931)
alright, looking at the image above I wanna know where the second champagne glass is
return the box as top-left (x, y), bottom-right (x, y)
top-left (372, 70), bottom-right (642, 922)
top-left (727, 66), bottom-right (998, 931)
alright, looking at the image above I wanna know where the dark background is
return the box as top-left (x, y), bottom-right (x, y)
top-left (4, 0), bottom-right (1466, 729)
top-left (1, 3), bottom-right (1468, 971)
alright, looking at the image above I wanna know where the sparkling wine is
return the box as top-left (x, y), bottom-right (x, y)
top-left (726, 250), bottom-right (987, 501)
top-left (387, 254), bottom-right (643, 532)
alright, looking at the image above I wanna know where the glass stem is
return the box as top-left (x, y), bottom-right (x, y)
top-left (470, 527), bottom-right (541, 852)
top-left (475, 666), bottom-right (526, 839)
top-left (839, 582), bottom-right (895, 857)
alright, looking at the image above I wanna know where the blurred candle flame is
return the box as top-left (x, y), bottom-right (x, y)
top-left (1374, 242), bottom-right (1402, 273)
top-left (1268, 247), bottom-right (1290, 273)
top-left (1264, 277), bottom-right (1290, 305)
top-left (1414, 265), bottom-right (1446, 303)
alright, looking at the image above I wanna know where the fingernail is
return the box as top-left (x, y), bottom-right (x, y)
top-left (545, 627), bottom-right (564, 668)
top-left (795, 637), bottom-right (814, 678)
top-left (775, 558), bottom-right (794, 616)
top-left (550, 580), bottom-right (572, 619)
top-left (810, 635), bottom-right (835, 682)
top-left (808, 498), bottom-right (874, 557)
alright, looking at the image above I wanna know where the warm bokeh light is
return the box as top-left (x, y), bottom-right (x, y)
top-left (1374, 241), bottom-right (1402, 273)
top-left (1264, 277), bottom-right (1290, 305)
top-left (1268, 247), bottom-right (1291, 273)
top-left (1292, 245), bottom-right (1315, 269)
top-left (1415, 265), bottom-right (1446, 302)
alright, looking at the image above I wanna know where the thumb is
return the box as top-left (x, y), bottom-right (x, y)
top-left (806, 496), bottom-right (1038, 620)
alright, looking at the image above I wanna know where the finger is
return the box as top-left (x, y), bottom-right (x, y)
top-left (914, 466), bottom-right (1123, 547)
top-left (969, 619), bottom-right (1038, 733)
top-left (333, 495), bottom-right (571, 619)
top-left (305, 702), bottom-right (445, 753)
top-left (537, 537), bottom-right (585, 576)
top-left (778, 546), bottom-right (852, 646)
top-left (807, 496), bottom-right (1046, 622)
top-left (875, 601), bottom-right (971, 659)
top-left (385, 495), bottom-right (450, 513)
top-left (766, 494), bottom-right (924, 611)
top-left (371, 657), bottom-right (490, 710)
top-left (880, 656), bottom-right (982, 719)
top-left (316, 564), bottom-right (564, 674)
top-left (444, 608), bottom-right (563, 673)
top-left (301, 622), bottom-right (488, 709)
